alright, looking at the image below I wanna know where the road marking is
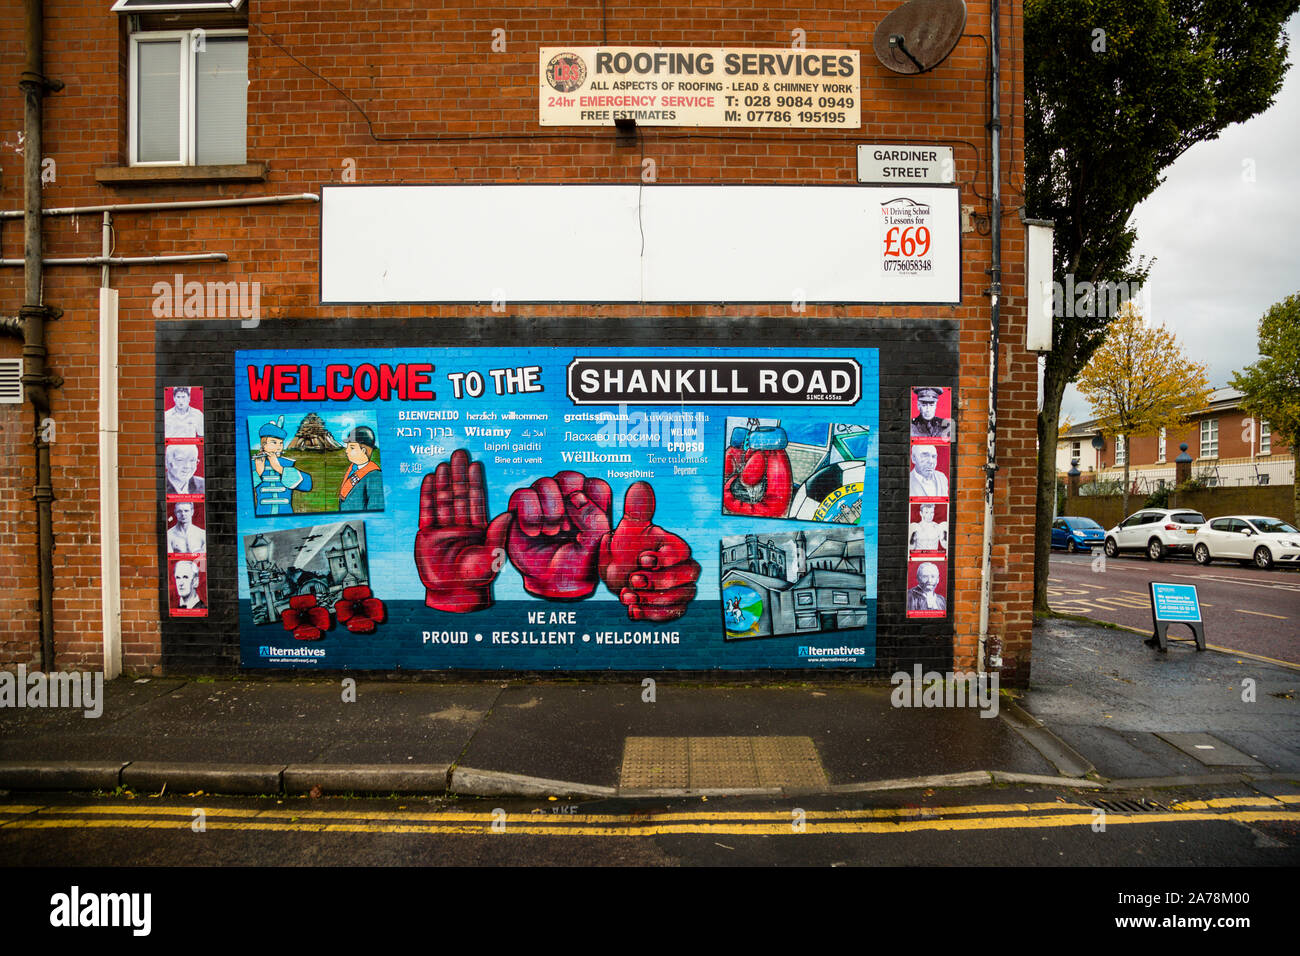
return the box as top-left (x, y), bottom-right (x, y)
top-left (1235, 609), bottom-right (1288, 620)
top-left (1169, 572), bottom-right (1300, 592)
top-left (0, 800), bottom-right (1089, 824)
top-left (2, 796), bottom-right (1296, 839)
top-left (1, 809), bottom-right (1296, 837)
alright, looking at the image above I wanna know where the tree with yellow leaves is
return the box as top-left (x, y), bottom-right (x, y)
top-left (1075, 305), bottom-right (1213, 519)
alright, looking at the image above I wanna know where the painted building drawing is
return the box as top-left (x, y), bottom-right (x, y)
top-left (243, 521), bottom-right (370, 625)
top-left (720, 528), bottom-right (869, 640)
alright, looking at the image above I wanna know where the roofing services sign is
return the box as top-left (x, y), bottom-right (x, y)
top-left (540, 47), bottom-right (861, 128)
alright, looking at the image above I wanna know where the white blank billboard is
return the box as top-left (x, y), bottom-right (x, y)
top-left (320, 184), bottom-right (960, 305)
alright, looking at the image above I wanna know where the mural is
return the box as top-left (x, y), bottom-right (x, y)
top-left (722, 418), bottom-right (871, 523)
top-left (246, 411), bottom-right (384, 517)
top-left (720, 528), bottom-right (869, 640)
top-left (243, 521), bottom-right (371, 626)
top-left (234, 347), bottom-right (879, 669)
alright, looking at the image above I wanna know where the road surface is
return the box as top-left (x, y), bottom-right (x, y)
top-left (1047, 552), bottom-right (1299, 665)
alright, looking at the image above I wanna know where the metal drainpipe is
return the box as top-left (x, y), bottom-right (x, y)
top-left (0, 194), bottom-right (320, 219)
top-left (977, 0), bottom-right (1003, 675)
top-left (21, 0), bottom-right (62, 672)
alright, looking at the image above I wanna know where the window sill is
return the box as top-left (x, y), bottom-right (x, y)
top-left (95, 162), bottom-right (267, 186)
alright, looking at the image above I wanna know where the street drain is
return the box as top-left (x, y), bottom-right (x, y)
top-left (1084, 798), bottom-right (1167, 814)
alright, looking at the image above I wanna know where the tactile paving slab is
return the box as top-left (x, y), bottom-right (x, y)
top-left (620, 736), bottom-right (828, 790)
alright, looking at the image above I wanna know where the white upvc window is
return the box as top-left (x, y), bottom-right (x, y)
top-left (1070, 440), bottom-right (1081, 461)
top-left (129, 29), bottom-right (247, 166)
top-left (1115, 434), bottom-right (1126, 467)
top-left (1156, 427), bottom-right (1166, 463)
top-left (1200, 418), bottom-right (1218, 459)
top-left (1260, 421), bottom-right (1271, 456)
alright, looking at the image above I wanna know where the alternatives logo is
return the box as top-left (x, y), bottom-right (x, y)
top-left (798, 645), bottom-right (867, 657)
top-left (258, 645), bottom-right (326, 659)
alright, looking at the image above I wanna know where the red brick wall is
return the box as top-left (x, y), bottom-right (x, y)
top-left (1095, 410), bottom-right (1292, 470)
top-left (0, 1), bottom-right (1033, 680)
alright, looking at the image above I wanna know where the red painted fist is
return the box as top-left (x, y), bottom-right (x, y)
top-left (599, 482), bottom-right (700, 622)
top-left (502, 471), bottom-right (613, 600)
top-left (414, 450), bottom-right (511, 612)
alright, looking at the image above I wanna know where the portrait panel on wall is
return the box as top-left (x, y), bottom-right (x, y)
top-left (168, 555), bottom-right (208, 617)
top-left (905, 557), bottom-right (947, 619)
top-left (909, 385), bottom-right (953, 440)
top-left (164, 385), bottom-right (205, 441)
top-left (721, 416), bottom-right (874, 524)
top-left (908, 501), bottom-right (948, 556)
top-left (719, 527), bottom-right (869, 640)
top-left (166, 500), bottom-right (207, 555)
top-left (163, 441), bottom-right (206, 499)
top-left (245, 411), bottom-right (384, 518)
top-left (907, 441), bottom-right (950, 500)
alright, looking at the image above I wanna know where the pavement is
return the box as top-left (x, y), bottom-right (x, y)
top-left (0, 617), bottom-right (1296, 800)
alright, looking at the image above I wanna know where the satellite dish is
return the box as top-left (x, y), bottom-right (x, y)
top-left (873, 0), bottom-right (967, 75)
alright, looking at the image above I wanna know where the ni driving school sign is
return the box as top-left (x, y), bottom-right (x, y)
top-left (539, 46), bottom-right (861, 129)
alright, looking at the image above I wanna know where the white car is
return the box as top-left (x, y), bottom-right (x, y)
top-left (1194, 515), bottom-right (1300, 570)
top-left (1104, 508), bottom-right (1207, 561)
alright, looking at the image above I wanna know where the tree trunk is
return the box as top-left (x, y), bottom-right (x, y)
top-left (1293, 443), bottom-right (1299, 526)
top-left (1033, 364), bottom-right (1068, 616)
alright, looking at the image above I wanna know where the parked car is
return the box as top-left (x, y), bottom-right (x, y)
top-left (1051, 515), bottom-right (1106, 552)
top-left (1104, 508), bottom-right (1208, 561)
top-left (1194, 515), bottom-right (1300, 570)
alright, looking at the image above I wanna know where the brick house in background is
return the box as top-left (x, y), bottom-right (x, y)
top-left (1, 1), bottom-right (1038, 682)
top-left (1057, 388), bottom-right (1295, 491)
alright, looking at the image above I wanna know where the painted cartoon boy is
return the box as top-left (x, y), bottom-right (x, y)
top-left (253, 415), bottom-right (312, 515)
top-left (338, 425), bottom-right (385, 512)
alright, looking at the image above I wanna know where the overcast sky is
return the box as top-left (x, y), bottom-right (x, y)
top-left (1058, 12), bottom-right (1300, 425)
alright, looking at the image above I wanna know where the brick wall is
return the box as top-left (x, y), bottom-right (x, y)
top-left (1096, 410), bottom-right (1292, 470)
top-left (1062, 486), bottom-right (1297, 530)
top-left (0, 1), bottom-right (1033, 681)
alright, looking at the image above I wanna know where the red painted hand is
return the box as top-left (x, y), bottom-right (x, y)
top-left (414, 450), bottom-right (511, 612)
top-left (599, 482), bottom-right (700, 622)
top-left (501, 471), bottom-right (613, 600)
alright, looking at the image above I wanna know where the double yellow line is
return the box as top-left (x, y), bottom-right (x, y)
top-left (2, 795), bottom-right (1296, 837)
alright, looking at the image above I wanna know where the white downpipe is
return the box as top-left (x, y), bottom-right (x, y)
top-left (99, 286), bottom-right (122, 679)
